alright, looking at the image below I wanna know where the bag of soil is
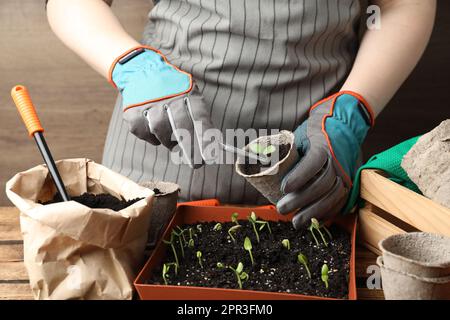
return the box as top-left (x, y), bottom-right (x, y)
top-left (5, 158), bottom-right (154, 300)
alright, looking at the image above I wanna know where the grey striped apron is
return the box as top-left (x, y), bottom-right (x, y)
top-left (102, 0), bottom-right (362, 204)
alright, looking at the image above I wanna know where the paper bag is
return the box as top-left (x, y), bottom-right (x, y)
top-left (5, 158), bottom-right (154, 300)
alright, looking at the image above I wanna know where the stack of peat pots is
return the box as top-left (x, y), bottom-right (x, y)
top-left (377, 232), bottom-right (450, 299)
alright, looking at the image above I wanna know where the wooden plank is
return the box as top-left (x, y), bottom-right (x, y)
top-left (0, 284), bottom-right (33, 300)
top-left (355, 244), bottom-right (379, 276)
top-left (0, 207), bottom-right (21, 241)
top-left (358, 206), bottom-right (407, 255)
top-left (0, 262), bottom-right (28, 281)
top-left (357, 288), bottom-right (385, 300)
top-left (0, 244), bottom-right (23, 262)
top-left (360, 170), bottom-right (450, 236)
top-left (355, 246), bottom-right (384, 300)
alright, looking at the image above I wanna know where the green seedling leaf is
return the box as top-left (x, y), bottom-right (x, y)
top-left (249, 143), bottom-right (264, 154)
top-left (311, 218), bottom-right (320, 229)
top-left (243, 237), bottom-right (253, 251)
top-left (162, 263), bottom-right (169, 285)
top-left (236, 262), bottom-right (244, 274)
top-left (188, 238), bottom-right (195, 248)
top-left (254, 215), bottom-right (272, 234)
top-left (248, 213), bottom-right (260, 243)
top-left (262, 144), bottom-right (276, 155)
top-left (231, 213), bottom-right (239, 225)
top-left (243, 237), bottom-right (254, 265)
top-left (281, 239), bottom-right (290, 250)
top-left (162, 262), bottom-right (178, 285)
top-left (308, 218), bottom-right (331, 247)
top-left (297, 253), bottom-right (312, 279)
top-left (217, 262), bottom-right (247, 290)
top-left (240, 271), bottom-right (249, 281)
top-left (196, 251), bottom-right (203, 268)
top-left (213, 223), bottom-right (222, 231)
top-left (321, 264), bottom-right (329, 289)
top-left (228, 225), bottom-right (241, 242)
top-left (256, 220), bottom-right (272, 234)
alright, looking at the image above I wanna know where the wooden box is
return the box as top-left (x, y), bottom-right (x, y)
top-left (358, 170), bottom-right (450, 255)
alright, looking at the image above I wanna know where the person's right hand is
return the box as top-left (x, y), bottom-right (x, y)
top-left (109, 46), bottom-right (216, 168)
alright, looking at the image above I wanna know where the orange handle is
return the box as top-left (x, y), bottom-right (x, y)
top-left (11, 85), bottom-right (44, 137)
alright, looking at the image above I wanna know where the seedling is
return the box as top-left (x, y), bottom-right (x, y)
top-left (231, 212), bottom-right (240, 225)
top-left (196, 224), bottom-right (202, 233)
top-left (172, 229), bottom-right (185, 258)
top-left (228, 224), bottom-right (241, 243)
top-left (217, 262), bottom-right (249, 289)
top-left (256, 220), bottom-right (272, 234)
top-left (243, 237), bottom-right (254, 265)
top-left (249, 142), bottom-right (276, 155)
top-left (176, 226), bottom-right (187, 245)
top-left (162, 232), bottom-right (179, 268)
top-left (196, 251), bottom-right (203, 268)
top-left (213, 223), bottom-right (222, 231)
top-left (297, 253), bottom-right (311, 279)
top-left (248, 212), bottom-right (260, 243)
top-left (188, 228), bottom-right (195, 248)
top-left (162, 262), bottom-right (178, 285)
top-left (309, 218), bottom-right (332, 247)
top-left (321, 264), bottom-right (329, 289)
top-left (248, 212), bottom-right (272, 243)
top-left (281, 239), bottom-right (290, 250)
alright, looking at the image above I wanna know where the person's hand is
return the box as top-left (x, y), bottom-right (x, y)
top-left (277, 91), bottom-right (374, 229)
top-left (110, 46), bottom-right (215, 168)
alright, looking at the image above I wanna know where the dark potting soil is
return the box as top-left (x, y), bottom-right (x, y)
top-left (153, 188), bottom-right (162, 195)
top-left (148, 219), bottom-right (351, 299)
top-left (241, 144), bottom-right (291, 175)
top-left (41, 192), bottom-right (142, 211)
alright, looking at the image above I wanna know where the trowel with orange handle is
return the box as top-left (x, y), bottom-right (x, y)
top-left (11, 85), bottom-right (70, 202)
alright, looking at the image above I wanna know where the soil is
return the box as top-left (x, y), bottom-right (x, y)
top-left (41, 192), bottom-right (142, 211)
top-left (241, 144), bottom-right (291, 175)
top-left (153, 188), bottom-right (162, 195)
top-left (148, 219), bottom-right (351, 299)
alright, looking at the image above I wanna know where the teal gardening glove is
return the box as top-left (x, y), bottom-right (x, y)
top-left (109, 46), bottom-right (215, 168)
top-left (277, 91), bottom-right (375, 229)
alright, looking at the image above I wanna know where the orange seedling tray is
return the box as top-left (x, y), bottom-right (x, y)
top-left (134, 200), bottom-right (357, 300)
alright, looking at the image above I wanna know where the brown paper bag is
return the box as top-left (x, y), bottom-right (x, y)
top-left (5, 158), bottom-right (154, 300)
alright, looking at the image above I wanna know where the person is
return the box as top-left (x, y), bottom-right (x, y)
top-left (46, 0), bottom-right (436, 228)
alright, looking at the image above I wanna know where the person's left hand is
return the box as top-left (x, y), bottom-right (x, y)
top-left (276, 91), bottom-right (374, 229)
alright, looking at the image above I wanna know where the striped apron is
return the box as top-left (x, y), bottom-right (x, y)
top-left (102, 0), bottom-right (362, 204)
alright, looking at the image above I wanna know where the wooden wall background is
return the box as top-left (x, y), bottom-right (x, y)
top-left (0, 0), bottom-right (152, 205)
top-left (0, 0), bottom-right (448, 205)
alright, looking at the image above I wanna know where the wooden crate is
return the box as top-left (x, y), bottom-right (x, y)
top-left (358, 170), bottom-right (450, 255)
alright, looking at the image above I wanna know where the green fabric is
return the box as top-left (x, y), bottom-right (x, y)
top-left (344, 136), bottom-right (422, 213)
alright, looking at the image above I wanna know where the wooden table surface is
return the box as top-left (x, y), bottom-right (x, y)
top-left (0, 207), bottom-right (384, 300)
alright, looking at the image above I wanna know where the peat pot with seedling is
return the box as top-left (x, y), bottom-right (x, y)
top-left (134, 202), bottom-right (358, 300)
top-left (236, 131), bottom-right (300, 204)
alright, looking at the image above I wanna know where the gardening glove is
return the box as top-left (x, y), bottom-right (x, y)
top-left (277, 91), bottom-right (375, 229)
top-left (109, 46), bottom-right (215, 168)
